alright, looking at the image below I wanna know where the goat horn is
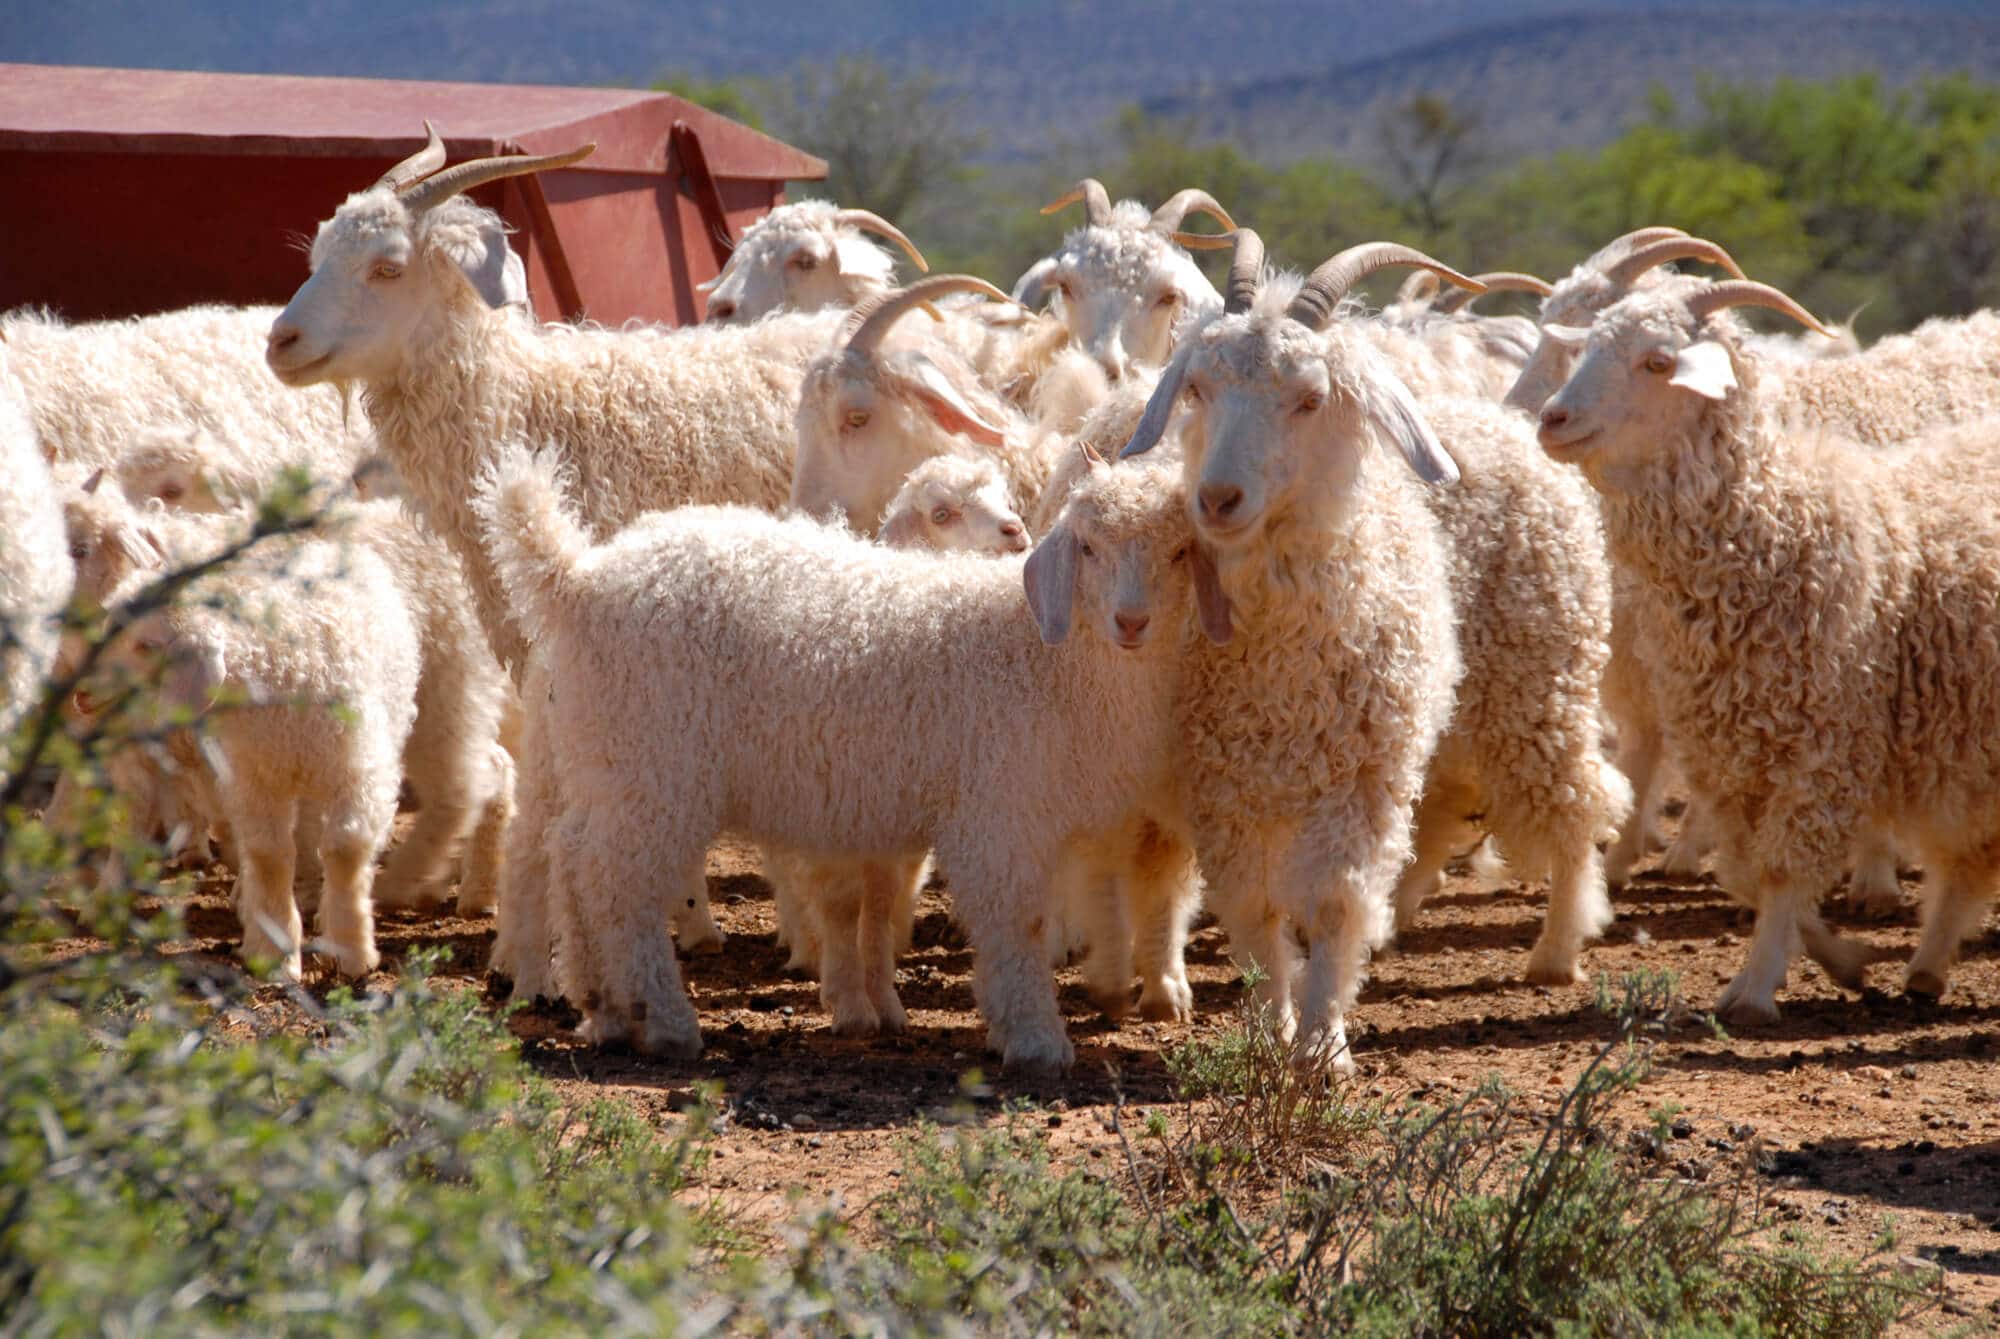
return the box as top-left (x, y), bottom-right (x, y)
top-left (1172, 231), bottom-right (1236, 252)
top-left (1685, 280), bottom-right (1835, 338)
top-left (1224, 228), bottom-right (1265, 315)
top-left (1603, 236), bottom-right (1747, 288)
top-left (1041, 178), bottom-right (1113, 227)
top-left (400, 142), bottom-right (596, 214)
top-left (1432, 271), bottom-right (1554, 315)
top-left (834, 209), bottom-right (930, 273)
top-left (1608, 224), bottom-right (1689, 252)
top-left (1395, 271), bottom-right (1443, 305)
top-left (374, 120), bottom-right (447, 193)
top-left (1150, 188), bottom-right (1236, 238)
top-left (843, 275), bottom-right (1014, 358)
top-left (1287, 242), bottom-right (1483, 331)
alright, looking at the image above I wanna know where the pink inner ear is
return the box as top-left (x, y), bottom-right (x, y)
top-left (903, 358), bottom-right (1010, 448)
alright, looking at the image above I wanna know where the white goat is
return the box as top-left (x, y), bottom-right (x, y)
top-left (699, 198), bottom-right (929, 323)
top-left (879, 455), bottom-right (1032, 556)
top-left (1014, 178), bottom-right (1237, 384)
top-left (1124, 234), bottom-right (1630, 1059)
top-left (1537, 277), bottom-right (2000, 1021)
top-left (474, 446), bottom-right (1203, 1070)
top-left (0, 384), bottom-right (70, 756)
top-left (84, 518), bottom-right (423, 980)
top-left (266, 134), bottom-right (855, 987)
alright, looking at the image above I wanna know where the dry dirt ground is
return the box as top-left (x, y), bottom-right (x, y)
top-left (64, 825), bottom-right (2000, 1329)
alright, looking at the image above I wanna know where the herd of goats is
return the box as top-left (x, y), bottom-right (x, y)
top-left (4, 123), bottom-right (1998, 1073)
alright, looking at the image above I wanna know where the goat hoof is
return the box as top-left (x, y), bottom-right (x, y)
top-left (678, 931), bottom-right (726, 958)
top-left (1087, 986), bottom-right (1133, 1021)
top-left (637, 1026), bottom-right (703, 1060)
top-left (1523, 946), bottom-right (1584, 987)
top-left (1000, 1032), bottom-right (1075, 1076)
top-left (1137, 979), bottom-right (1194, 1023)
top-left (827, 1008), bottom-right (881, 1038)
top-left (324, 942), bottom-right (382, 979)
top-left (875, 998), bottom-right (908, 1034)
top-left (1715, 983), bottom-right (1780, 1027)
top-left (1903, 969), bottom-right (1946, 1000)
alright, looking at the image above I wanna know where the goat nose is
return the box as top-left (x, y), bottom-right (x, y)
top-left (999, 521), bottom-right (1023, 537)
top-left (1198, 482), bottom-right (1244, 523)
top-left (1115, 610), bottom-right (1150, 638)
top-left (1540, 405), bottom-right (1569, 430)
top-left (268, 325), bottom-right (299, 353)
top-left (707, 300), bottom-right (735, 321)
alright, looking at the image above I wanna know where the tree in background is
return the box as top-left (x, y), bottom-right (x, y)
top-left (764, 57), bottom-right (983, 225)
top-left (660, 61), bottom-right (2000, 336)
top-left (1377, 93), bottom-right (1487, 244)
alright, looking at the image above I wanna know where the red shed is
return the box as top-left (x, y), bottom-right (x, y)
top-left (0, 63), bottom-right (827, 326)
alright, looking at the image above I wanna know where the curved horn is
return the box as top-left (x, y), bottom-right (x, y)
top-left (375, 120), bottom-right (447, 193)
top-left (1172, 231), bottom-right (1236, 252)
top-left (1041, 178), bottom-right (1113, 227)
top-left (834, 208), bottom-right (930, 273)
top-left (1150, 188), bottom-right (1236, 238)
top-left (1606, 225), bottom-right (1688, 254)
top-left (400, 142), bottom-right (596, 214)
top-left (1603, 236), bottom-right (1747, 288)
top-left (843, 275), bottom-right (1013, 358)
top-left (1225, 228), bottom-right (1265, 315)
top-left (1395, 271), bottom-right (1442, 306)
top-left (1287, 242), bottom-right (1484, 330)
top-left (1685, 280), bottom-right (1836, 338)
top-left (1433, 271), bottom-right (1554, 315)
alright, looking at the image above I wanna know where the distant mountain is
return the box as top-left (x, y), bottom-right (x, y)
top-left (6, 1), bottom-right (1999, 163)
top-left (1149, 7), bottom-right (2000, 166)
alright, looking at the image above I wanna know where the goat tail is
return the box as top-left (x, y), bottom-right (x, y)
top-left (473, 443), bottom-right (591, 649)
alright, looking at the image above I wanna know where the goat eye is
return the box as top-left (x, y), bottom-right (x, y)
top-left (843, 409), bottom-right (870, 430)
top-left (69, 543), bottom-right (88, 561)
top-left (1171, 545), bottom-right (1189, 563)
top-left (792, 252), bottom-right (818, 271)
top-left (1643, 350), bottom-right (1675, 374)
top-left (1295, 391), bottom-right (1325, 415)
top-left (160, 483), bottom-right (183, 501)
top-left (1184, 384), bottom-right (1204, 405)
top-left (1155, 290), bottom-right (1180, 309)
top-left (1078, 540), bottom-right (1095, 558)
top-left (371, 262), bottom-right (402, 281)
top-left (1055, 280), bottom-right (1075, 300)
top-left (931, 507), bottom-right (954, 525)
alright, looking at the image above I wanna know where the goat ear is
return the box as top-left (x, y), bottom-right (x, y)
top-left (1669, 340), bottom-right (1738, 400)
top-left (878, 504), bottom-right (924, 548)
top-left (901, 355), bottom-right (1009, 448)
top-left (833, 233), bottom-right (887, 279)
top-left (1189, 543), bottom-right (1233, 644)
top-left (1013, 258), bottom-right (1057, 310)
top-left (1022, 525), bottom-right (1079, 645)
top-left (453, 219), bottom-right (528, 309)
top-left (1359, 363), bottom-right (1460, 486)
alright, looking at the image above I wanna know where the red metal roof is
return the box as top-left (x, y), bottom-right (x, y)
top-left (0, 63), bottom-right (826, 325)
top-left (0, 63), bottom-right (826, 180)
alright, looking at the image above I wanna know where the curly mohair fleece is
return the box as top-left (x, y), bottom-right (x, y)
top-left (1390, 394), bottom-right (1632, 984)
top-left (475, 447), bottom-right (1199, 1070)
top-left (1156, 287), bottom-right (1464, 1065)
top-left (0, 385), bottom-right (70, 752)
top-left (99, 524), bottom-right (423, 981)
top-left (1546, 290), bottom-right (2000, 1018)
top-left (297, 190), bottom-right (848, 674)
top-left (0, 305), bottom-right (364, 475)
